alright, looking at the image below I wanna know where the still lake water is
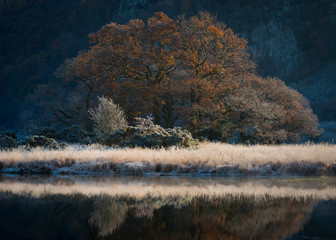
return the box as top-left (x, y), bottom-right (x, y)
top-left (0, 175), bottom-right (335, 240)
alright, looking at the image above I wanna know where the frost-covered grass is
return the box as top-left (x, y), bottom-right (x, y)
top-left (0, 142), bottom-right (336, 176)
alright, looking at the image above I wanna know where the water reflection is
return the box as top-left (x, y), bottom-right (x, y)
top-left (89, 196), bottom-right (128, 237)
top-left (0, 176), bottom-right (335, 239)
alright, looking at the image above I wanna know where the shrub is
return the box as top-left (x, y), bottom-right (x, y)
top-left (25, 135), bottom-right (59, 150)
top-left (88, 96), bottom-right (128, 139)
top-left (103, 117), bottom-right (198, 149)
top-left (0, 133), bottom-right (17, 150)
top-left (55, 126), bottom-right (94, 144)
top-left (23, 126), bottom-right (93, 144)
top-left (38, 127), bottom-right (56, 139)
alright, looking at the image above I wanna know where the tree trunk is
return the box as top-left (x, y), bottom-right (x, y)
top-left (153, 101), bottom-right (162, 126)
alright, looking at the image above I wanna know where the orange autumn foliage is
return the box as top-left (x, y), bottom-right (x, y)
top-left (56, 12), bottom-right (320, 143)
top-left (59, 12), bottom-right (253, 129)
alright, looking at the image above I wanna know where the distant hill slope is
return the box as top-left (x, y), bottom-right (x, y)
top-left (1, 0), bottom-right (335, 128)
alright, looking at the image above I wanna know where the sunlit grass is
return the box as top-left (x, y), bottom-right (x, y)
top-left (0, 142), bottom-right (336, 176)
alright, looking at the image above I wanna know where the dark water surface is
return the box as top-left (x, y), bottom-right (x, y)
top-left (0, 176), bottom-right (335, 240)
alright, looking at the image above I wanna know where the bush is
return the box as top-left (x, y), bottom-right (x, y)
top-left (55, 126), bottom-right (95, 144)
top-left (38, 127), bottom-right (56, 138)
top-left (103, 117), bottom-right (198, 149)
top-left (88, 96), bottom-right (127, 139)
top-left (25, 135), bottom-right (59, 150)
top-left (34, 126), bottom-right (95, 144)
top-left (0, 133), bottom-right (17, 150)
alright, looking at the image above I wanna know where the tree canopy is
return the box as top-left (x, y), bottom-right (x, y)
top-left (54, 12), bottom-right (320, 143)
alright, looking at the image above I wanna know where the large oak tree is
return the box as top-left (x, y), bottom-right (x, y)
top-left (57, 12), bottom-right (253, 126)
top-left (54, 12), bottom-right (320, 143)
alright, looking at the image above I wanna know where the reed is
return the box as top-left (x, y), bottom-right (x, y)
top-left (0, 142), bottom-right (335, 176)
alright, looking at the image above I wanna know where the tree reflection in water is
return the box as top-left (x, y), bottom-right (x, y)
top-left (101, 196), bottom-right (315, 240)
top-left (89, 196), bottom-right (128, 237)
top-left (0, 176), bottom-right (335, 239)
top-left (0, 193), bottom-right (318, 239)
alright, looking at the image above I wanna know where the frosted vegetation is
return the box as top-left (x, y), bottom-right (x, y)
top-left (1, 142), bottom-right (335, 176)
top-left (88, 96), bottom-right (128, 139)
top-left (103, 116), bottom-right (198, 149)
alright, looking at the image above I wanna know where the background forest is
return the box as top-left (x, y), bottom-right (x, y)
top-left (1, 0), bottom-right (336, 143)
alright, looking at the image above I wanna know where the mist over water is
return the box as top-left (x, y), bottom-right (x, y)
top-left (0, 176), bottom-right (335, 240)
